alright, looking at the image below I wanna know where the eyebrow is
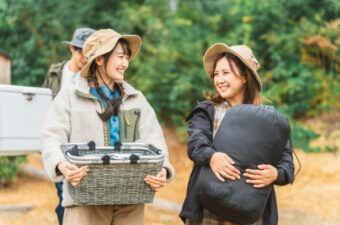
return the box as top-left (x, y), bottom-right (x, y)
top-left (214, 69), bottom-right (231, 73)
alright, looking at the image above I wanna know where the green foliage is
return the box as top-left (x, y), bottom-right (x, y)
top-left (0, 0), bottom-right (339, 153)
top-left (291, 122), bottom-right (321, 152)
top-left (0, 156), bottom-right (26, 187)
top-left (325, 144), bottom-right (338, 153)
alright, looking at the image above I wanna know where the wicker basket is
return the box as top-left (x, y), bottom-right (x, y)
top-left (61, 141), bottom-right (164, 206)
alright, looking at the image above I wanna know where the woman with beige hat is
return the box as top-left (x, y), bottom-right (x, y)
top-left (179, 43), bottom-right (295, 225)
top-left (41, 29), bottom-right (174, 225)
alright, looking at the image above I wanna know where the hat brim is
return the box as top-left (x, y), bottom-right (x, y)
top-left (61, 41), bottom-right (83, 48)
top-left (203, 43), bottom-right (262, 90)
top-left (80, 34), bottom-right (142, 77)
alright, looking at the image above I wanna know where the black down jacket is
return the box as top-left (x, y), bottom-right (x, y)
top-left (197, 104), bottom-right (290, 224)
top-left (179, 101), bottom-right (295, 225)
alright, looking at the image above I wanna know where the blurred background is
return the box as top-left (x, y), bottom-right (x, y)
top-left (0, 0), bottom-right (339, 224)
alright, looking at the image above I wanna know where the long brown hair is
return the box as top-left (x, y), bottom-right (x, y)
top-left (88, 39), bottom-right (131, 121)
top-left (207, 52), bottom-right (262, 105)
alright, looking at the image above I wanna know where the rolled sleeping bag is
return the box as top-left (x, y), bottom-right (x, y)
top-left (197, 104), bottom-right (290, 224)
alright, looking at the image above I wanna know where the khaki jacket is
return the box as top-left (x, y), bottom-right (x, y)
top-left (42, 61), bottom-right (66, 98)
top-left (41, 77), bottom-right (174, 207)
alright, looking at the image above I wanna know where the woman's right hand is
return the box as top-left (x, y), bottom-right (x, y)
top-left (57, 161), bottom-right (89, 186)
top-left (209, 152), bottom-right (240, 182)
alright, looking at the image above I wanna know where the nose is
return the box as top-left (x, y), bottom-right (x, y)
top-left (215, 75), bottom-right (226, 84)
top-left (122, 58), bottom-right (129, 69)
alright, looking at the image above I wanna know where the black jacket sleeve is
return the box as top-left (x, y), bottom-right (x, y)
top-left (186, 106), bottom-right (216, 166)
top-left (275, 137), bottom-right (295, 185)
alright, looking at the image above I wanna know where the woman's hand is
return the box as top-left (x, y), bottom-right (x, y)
top-left (144, 168), bottom-right (167, 191)
top-left (57, 161), bottom-right (89, 186)
top-left (209, 152), bottom-right (240, 182)
top-left (244, 164), bottom-right (278, 188)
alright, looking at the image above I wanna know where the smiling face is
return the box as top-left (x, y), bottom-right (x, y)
top-left (94, 40), bottom-right (131, 87)
top-left (104, 43), bottom-right (130, 81)
top-left (69, 45), bottom-right (88, 72)
top-left (213, 56), bottom-right (246, 106)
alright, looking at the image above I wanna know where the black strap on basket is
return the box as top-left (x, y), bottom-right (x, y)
top-left (114, 142), bottom-right (122, 152)
top-left (129, 154), bottom-right (140, 164)
top-left (148, 144), bottom-right (162, 155)
top-left (102, 155), bottom-right (110, 165)
top-left (67, 145), bottom-right (79, 156)
top-left (87, 141), bottom-right (96, 151)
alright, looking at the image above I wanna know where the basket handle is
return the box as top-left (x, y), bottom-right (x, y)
top-left (101, 154), bottom-right (139, 165)
top-left (101, 154), bottom-right (125, 164)
top-left (148, 144), bottom-right (162, 155)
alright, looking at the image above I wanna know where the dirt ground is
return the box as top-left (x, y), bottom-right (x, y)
top-left (0, 114), bottom-right (339, 225)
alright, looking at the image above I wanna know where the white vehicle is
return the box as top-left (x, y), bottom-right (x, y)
top-left (0, 85), bottom-right (52, 155)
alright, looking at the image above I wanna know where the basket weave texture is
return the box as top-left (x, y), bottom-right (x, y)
top-left (61, 142), bottom-right (164, 205)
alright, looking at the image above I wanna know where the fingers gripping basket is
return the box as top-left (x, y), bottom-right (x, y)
top-left (61, 141), bottom-right (164, 205)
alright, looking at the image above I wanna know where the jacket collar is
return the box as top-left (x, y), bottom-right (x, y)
top-left (50, 60), bottom-right (67, 77)
top-left (74, 77), bottom-right (139, 100)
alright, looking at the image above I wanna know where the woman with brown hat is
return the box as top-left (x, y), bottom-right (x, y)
top-left (179, 43), bottom-right (295, 225)
top-left (41, 29), bottom-right (174, 225)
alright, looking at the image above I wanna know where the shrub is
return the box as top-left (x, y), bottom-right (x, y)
top-left (0, 156), bottom-right (26, 187)
top-left (0, 0), bottom-right (338, 153)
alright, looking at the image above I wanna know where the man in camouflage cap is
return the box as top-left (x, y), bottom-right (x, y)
top-left (42, 27), bottom-right (95, 225)
top-left (43, 27), bottom-right (95, 98)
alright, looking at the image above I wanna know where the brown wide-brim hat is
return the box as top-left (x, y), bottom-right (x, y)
top-left (80, 29), bottom-right (142, 77)
top-left (203, 43), bottom-right (262, 90)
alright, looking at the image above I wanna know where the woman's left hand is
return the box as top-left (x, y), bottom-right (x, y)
top-left (144, 168), bottom-right (167, 191)
top-left (243, 164), bottom-right (278, 188)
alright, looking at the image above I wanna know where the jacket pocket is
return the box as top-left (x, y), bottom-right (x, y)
top-left (119, 108), bottom-right (141, 142)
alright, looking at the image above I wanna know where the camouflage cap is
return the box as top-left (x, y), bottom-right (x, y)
top-left (62, 27), bottom-right (96, 48)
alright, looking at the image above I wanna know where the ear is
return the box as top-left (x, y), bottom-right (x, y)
top-left (69, 45), bottom-right (75, 53)
top-left (95, 56), bottom-right (105, 66)
top-left (241, 75), bottom-right (247, 84)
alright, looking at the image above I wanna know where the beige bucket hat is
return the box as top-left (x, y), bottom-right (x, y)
top-left (203, 43), bottom-right (262, 90)
top-left (80, 29), bottom-right (142, 77)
